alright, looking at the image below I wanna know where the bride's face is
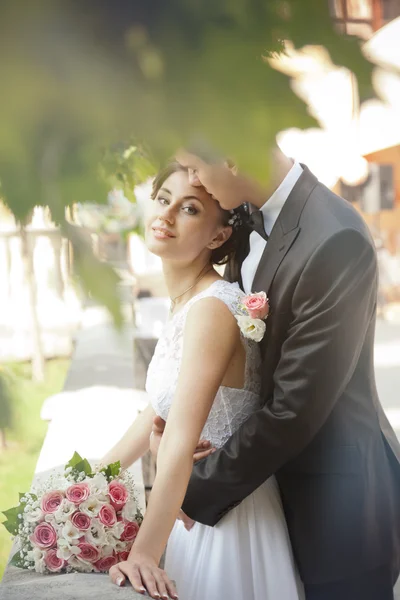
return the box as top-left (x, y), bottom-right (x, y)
top-left (145, 170), bottom-right (232, 262)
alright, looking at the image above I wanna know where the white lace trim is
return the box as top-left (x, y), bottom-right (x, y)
top-left (146, 280), bottom-right (262, 447)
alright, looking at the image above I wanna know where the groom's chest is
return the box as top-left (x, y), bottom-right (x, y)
top-left (254, 250), bottom-right (301, 382)
top-left (240, 234), bottom-right (266, 294)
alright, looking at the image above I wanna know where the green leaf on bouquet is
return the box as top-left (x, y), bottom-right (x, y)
top-left (1, 505), bottom-right (22, 535)
top-left (18, 492), bottom-right (37, 504)
top-left (73, 458), bottom-right (92, 476)
top-left (65, 452), bottom-right (93, 480)
top-left (65, 451), bottom-right (85, 470)
top-left (10, 550), bottom-right (24, 568)
top-left (1, 489), bottom-right (39, 534)
top-left (108, 460), bottom-right (121, 478)
top-left (100, 460), bottom-right (121, 482)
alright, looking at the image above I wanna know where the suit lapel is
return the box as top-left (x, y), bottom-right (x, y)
top-left (251, 224), bottom-right (299, 294)
top-left (251, 165), bottom-right (318, 295)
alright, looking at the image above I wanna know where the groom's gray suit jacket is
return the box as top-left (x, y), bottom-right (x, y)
top-left (182, 165), bottom-right (400, 585)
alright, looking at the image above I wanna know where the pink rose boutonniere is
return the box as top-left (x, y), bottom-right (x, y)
top-left (235, 291), bottom-right (269, 342)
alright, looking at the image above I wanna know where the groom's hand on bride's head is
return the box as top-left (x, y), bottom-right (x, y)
top-left (175, 149), bottom-right (242, 211)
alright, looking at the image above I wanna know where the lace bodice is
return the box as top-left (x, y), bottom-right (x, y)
top-left (146, 280), bottom-right (262, 448)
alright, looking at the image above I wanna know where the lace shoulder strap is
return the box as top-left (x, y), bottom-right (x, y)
top-left (179, 280), bottom-right (243, 322)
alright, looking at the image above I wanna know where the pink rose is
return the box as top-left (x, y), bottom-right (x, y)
top-left (44, 549), bottom-right (66, 572)
top-left (98, 504), bottom-right (117, 527)
top-left (71, 511), bottom-right (91, 531)
top-left (30, 522), bottom-right (57, 549)
top-left (65, 483), bottom-right (90, 505)
top-left (77, 542), bottom-right (100, 563)
top-left (242, 292), bottom-right (269, 320)
top-left (118, 551), bottom-right (130, 562)
top-left (40, 490), bottom-right (64, 514)
top-left (121, 520), bottom-right (139, 542)
top-left (108, 481), bottom-right (128, 510)
top-left (94, 554), bottom-right (118, 572)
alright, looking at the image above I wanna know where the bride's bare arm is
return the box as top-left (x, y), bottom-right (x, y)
top-left (101, 403), bottom-right (156, 469)
top-left (110, 297), bottom-right (240, 597)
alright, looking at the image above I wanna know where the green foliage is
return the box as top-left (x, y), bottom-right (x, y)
top-left (100, 460), bottom-right (122, 483)
top-left (0, 360), bottom-right (69, 578)
top-left (0, 0), bottom-right (375, 320)
top-left (65, 451), bottom-right (93, 481)
top-left (10, 550), bottom-right (24, 568)
top-left (1, 493), bottom-right (37, 536)
top-left (100, 143), bottom-right (156, 203)
top-left (64, 451), bottom-right (121, 482)
top-left (1, 505), bottom-right (21, 536)
top-left (0, 371), bottom-right (14, 433)
top-left (0, 0), bottom-right (374, 185)
top-left (65, 222), bottom-right (124, 328)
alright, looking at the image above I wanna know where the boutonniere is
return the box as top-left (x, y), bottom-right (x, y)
top-left (235, 292), bottom-right (270, 342)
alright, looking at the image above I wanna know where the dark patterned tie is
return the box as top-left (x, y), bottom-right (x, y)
top-left (247, 210), bottom-right (269, 241)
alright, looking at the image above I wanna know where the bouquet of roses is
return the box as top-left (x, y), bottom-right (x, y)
top-left (1, 452), bottom-right (143, 574)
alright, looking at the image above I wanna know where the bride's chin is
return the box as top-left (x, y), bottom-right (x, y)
top-left (146, 240), bottom-right (171, 258)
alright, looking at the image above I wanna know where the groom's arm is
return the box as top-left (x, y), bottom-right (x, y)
top-left (182, 227), bottom-right (378, 526)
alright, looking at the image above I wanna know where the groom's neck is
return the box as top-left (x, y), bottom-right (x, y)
top-left (248, 148), bottom-right (294, 210)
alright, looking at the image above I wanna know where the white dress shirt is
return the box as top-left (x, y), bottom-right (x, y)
top-left (241, 161), bottom-right (303, 294)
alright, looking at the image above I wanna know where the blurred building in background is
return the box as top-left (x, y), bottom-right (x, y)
top-left (272, 0), bottom-right (400, 314)
top-left (329, 0), bottom-right (399, 37)
top-left (0, 204), bottom-right (80, 362)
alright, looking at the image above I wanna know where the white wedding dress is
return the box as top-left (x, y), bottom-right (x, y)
top-left (146, 280), bottom-right (304, 600)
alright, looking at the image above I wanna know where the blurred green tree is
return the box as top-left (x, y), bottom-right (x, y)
top-left (0, 369), bottom-right (14, 450)
top-left (0, 0), bottom-right (374, 332)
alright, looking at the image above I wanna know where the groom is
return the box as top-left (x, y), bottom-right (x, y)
top-left (152, 148), bottom-right (400, 599)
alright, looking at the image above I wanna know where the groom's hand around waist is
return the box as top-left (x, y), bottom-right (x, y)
top-left (150, 415), bottom-right (216, 463)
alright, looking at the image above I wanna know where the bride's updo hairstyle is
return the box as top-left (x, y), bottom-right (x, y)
top-left (151, 161), bottom-right (248, 266)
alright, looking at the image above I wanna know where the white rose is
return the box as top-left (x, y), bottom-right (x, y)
top-left (101, 544), bottom-right (115, 557)
top-left (24, 506), bottom-right (44, 524)
top-left (85, 518), bottom-right (106, 547)
top-left (109, 520), bottom-right (125, 540)
top-left (68, 556), bottom-right (94, 573)
top-left (54, 500), bottom-right (76, 523)
top-left (88, 475), bottom-right (108, 502)
top-left (79, 497), bottom-right (102, 517)
top-left (113, 540), bottom-right (127, 552)
top-left (62, 521), bottom-right (81, 545)
top-left (121, 499), bottom-right (137, 522)
top-left (57, 540), bottom-right (80, 561)
top-left (43, 513), bottom-right (63, 535)
top-left (235, 316), bottom-right (266, 343)
top-left (33, 553), bottom-right (47, 573)
top-left (90, 473), bottom-right (108, 495)
top-left (27, 548), bottom-right (44, 563)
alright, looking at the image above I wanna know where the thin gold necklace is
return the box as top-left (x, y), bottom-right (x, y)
top-left (170, 264), bottom-right (213, 315)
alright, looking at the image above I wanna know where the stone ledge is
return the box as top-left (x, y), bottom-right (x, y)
top-left (0, 567), bottom-right (146, 600)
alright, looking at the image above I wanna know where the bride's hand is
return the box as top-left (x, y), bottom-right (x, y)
top-left (109, 553), bottom-right (178, 599)
top-left (193, 439), bottom-right (216, 463)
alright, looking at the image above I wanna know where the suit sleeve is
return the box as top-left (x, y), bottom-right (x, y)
top-left (182, 227), bottom-right (378, 525)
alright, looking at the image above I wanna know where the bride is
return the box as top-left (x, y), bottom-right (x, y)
top-left (102, 161), bottom-right (304, 599)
